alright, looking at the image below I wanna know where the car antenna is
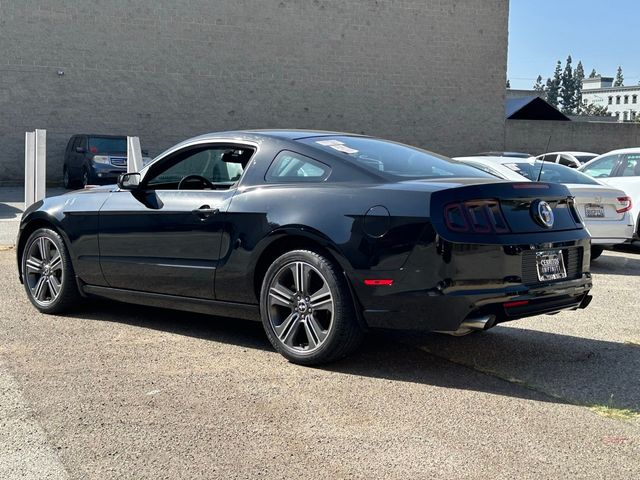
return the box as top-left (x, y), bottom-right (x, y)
top-left (537, 134), bottom-right (552, 182)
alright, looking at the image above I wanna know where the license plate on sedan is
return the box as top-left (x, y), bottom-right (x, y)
top-left (536, 250), bottom-right (567, 282)
top-left (585, 204), bottom-right (605, 218)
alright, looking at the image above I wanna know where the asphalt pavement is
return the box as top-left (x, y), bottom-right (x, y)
top-left (0, 246), bottom-right (638, 479)
top-left (0, 188), bottom-right (66, 246)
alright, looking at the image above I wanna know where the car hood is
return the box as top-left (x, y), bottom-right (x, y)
top-left (63, 184), bottom-right (118, 195)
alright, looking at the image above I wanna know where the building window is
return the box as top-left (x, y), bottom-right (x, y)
top-left (632, 112), bottom-right (637, 121)
top-left (624, 95), bottom-right (629, 104)
top-left (615, 112), bottom-right (620, 118)
top-left (623, 112), bottom-right (628, 121)
top-left (616, 96), bottom-right (621, 104)
top-left (633, 95), bottom-right (638, 104)
top-left (608, 96), bottom-right (613, 105)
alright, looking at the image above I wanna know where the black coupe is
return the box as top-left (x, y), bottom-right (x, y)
top-left (17, 131), bottom-right (593, 364)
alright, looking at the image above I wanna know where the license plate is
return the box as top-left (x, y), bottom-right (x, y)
top-left (536, 250), bottom-right (567, 281)
top-left (585, 204), bottom-right (605, 218)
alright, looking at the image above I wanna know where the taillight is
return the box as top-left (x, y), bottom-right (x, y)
top-left (444, 200), bottom-right (510, 234)
top-left (616, 196), bottom-right (632, 214)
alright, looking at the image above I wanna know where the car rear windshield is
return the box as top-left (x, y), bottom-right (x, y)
top-left (503, 162), bottom-right (600, 185)
top-left (298, 136), bottom-right (493, 180)
top-left (88, 136), bottom-right (126, 154)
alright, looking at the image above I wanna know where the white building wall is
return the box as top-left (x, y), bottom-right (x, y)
top-left (582, 85), bottom-right (640, 122)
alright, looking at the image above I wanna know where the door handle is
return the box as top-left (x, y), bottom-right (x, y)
top-left (192, 205), bottom-right (220, 219)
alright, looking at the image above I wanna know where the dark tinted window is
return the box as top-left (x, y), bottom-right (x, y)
top-left (299, 137), bottom-right (492, 180)
top-left (266, 151), bottom-right (330, 182)
top-left (88, 136), bottom-right (126, 154)
top-left (504, 162), bottom-right (599, 185)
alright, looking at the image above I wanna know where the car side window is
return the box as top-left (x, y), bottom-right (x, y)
top-left (558, 155), bottom-right (576, 168)
top-left (581, 155), bottom-right (619, 178)
top-left (145, 145), bottom-right (252, 190)
top-left (618, 154), bottom-right (640, 177)
top-left (265, 151), bottom-right (331, 182)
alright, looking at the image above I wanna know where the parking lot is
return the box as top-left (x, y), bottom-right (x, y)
top-left (0, 245), bottom-right (638, 479)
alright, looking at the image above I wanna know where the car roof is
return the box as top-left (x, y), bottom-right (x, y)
top-left (545, 151), bottom-right (598, 156)
top-left (456, 156), bottom-right (536, 165)
top-left (593, 147), bottom-right (640, 155)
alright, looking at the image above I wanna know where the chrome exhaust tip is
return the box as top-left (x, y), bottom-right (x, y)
top-left (436, 315), bottom-right (496, 337)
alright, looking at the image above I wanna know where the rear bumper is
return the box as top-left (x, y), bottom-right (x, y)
top-left (362, 275), bottom-right (592, 331)
top-left (586, 219), bottom-right (634, 245)
top-left (350, 232), bottom-right (592, 332)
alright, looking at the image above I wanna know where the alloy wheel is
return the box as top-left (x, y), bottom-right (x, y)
top-left (267, 261), bottom-right (335, 354)
top-left (24, 236), bottom-right (64, 306)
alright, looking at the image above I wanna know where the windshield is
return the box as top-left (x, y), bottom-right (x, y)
top-left (503, 162), bottom-right (600, 185)
top-left (89, 136), bottom-right (126, 154)
top-left (574, 155), bottom-right (597, 164)
top-left (299, 136), bottom-right (493, 180)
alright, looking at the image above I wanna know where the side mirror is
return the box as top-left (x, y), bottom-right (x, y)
top-left (117, 172), bottom-right (141, 190)
top-left (75, 146), bottom-right (86, 153)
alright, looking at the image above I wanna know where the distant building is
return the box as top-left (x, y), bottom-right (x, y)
top-left (582, 76), bottom-right (640, 122)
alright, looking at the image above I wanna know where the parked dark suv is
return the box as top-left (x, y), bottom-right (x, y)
top-left (63, 135), bottom-right (130, 189)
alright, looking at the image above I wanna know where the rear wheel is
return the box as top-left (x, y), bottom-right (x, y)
top-left (591, 246), bottom-right (604, 261)
top-left (21, 228), bottom-right (81, 314)
top-left (260, 250), bottom-right (363, 365)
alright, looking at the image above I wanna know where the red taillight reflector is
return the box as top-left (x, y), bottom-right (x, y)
top-left (616, 196), bottom-right (632, 214)
top-left (512, 183), bottom-right (549, 189)
top-left (364, 279), bottom-right (394, 286)
top-left (504, 300), bottom-right (529, 309)
top-left (444, 199), bottom-right (510, 234)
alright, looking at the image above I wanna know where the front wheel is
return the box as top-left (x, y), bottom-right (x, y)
top-left (260, 250), bottom-right (363, 365)
top-left (21, 228), bottom-right (82, 314)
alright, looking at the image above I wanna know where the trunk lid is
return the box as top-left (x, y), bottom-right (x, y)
top-left (565, 183), bottom-right (627, 222)
top-left (430, 181), bottom-right (582, 239)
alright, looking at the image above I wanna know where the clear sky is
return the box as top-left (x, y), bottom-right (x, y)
top-left (508, 0), bottom-right (640, 89)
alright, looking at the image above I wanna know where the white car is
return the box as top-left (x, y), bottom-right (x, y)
top-left (456, 156), bottom-right (635, 259)
top-left (536, 151), bottom-right (599, 169)
top-left (578, 148), bottom-right (640, 240)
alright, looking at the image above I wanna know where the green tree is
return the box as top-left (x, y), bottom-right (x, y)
top-left (581, 103), bottom-right (609, 116)
top-left (614, 66), bottom-right (624, 86)
top-left (560, 56), bottom-right (575, 113)
top-left (589, 69), bottom-right (598, 78)
top-left (545, 61), bottom-right (562, 107)
top-left (574, 61), bottom-right (585, 113)
top-left (533, 75), bottom-right (544, 92)
top-left (506, 79), bottom-right (511, 89)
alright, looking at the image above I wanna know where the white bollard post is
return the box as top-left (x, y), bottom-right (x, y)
top-left (24, 129), bottom-right (47, 209)
top-left (126, 136), bottom-right (144, 173)
top-left (24, 132), bottom-right (35, 209)
top-left (34, 129), bottom-right (46, 202)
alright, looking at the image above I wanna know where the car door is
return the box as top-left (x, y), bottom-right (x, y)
top-left (608, 153), bottom-right (640, 231)
top-left (98, 143), bottom-right (252, 299)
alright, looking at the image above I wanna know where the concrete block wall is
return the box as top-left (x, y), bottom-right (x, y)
top-left (505, 120), bottom-right (640, 156)
top-left (0, 0), bottom-right (509, 185)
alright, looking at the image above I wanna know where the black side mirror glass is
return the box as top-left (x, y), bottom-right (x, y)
top-left (117, 172), bottom-right (141, 190)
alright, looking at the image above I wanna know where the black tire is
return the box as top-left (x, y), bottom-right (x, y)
top-left (21, 228), bottom-right (82, 314)
top-left (260, 249), bottom-right (363, 365)
top-left (591, 246), bottom-right (604, 261)
top-left (62, 167), bottom-right (78, 189)
top-left (81, 168), bottom-right (90, 188)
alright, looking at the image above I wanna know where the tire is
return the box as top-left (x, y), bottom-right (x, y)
top-left (260, 249), bottom-right (363, 365)
top-left (81, 168), bottom-right (90, 188)
top-left (591, 245), bottom-right (604, 261)
top-left (21, 228), bottom-right (82, 314)
top-left (63, 167), bottom-right (78, 189)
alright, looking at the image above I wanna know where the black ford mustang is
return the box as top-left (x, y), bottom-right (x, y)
top-left (17, 130), bottom-right (592, 364)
